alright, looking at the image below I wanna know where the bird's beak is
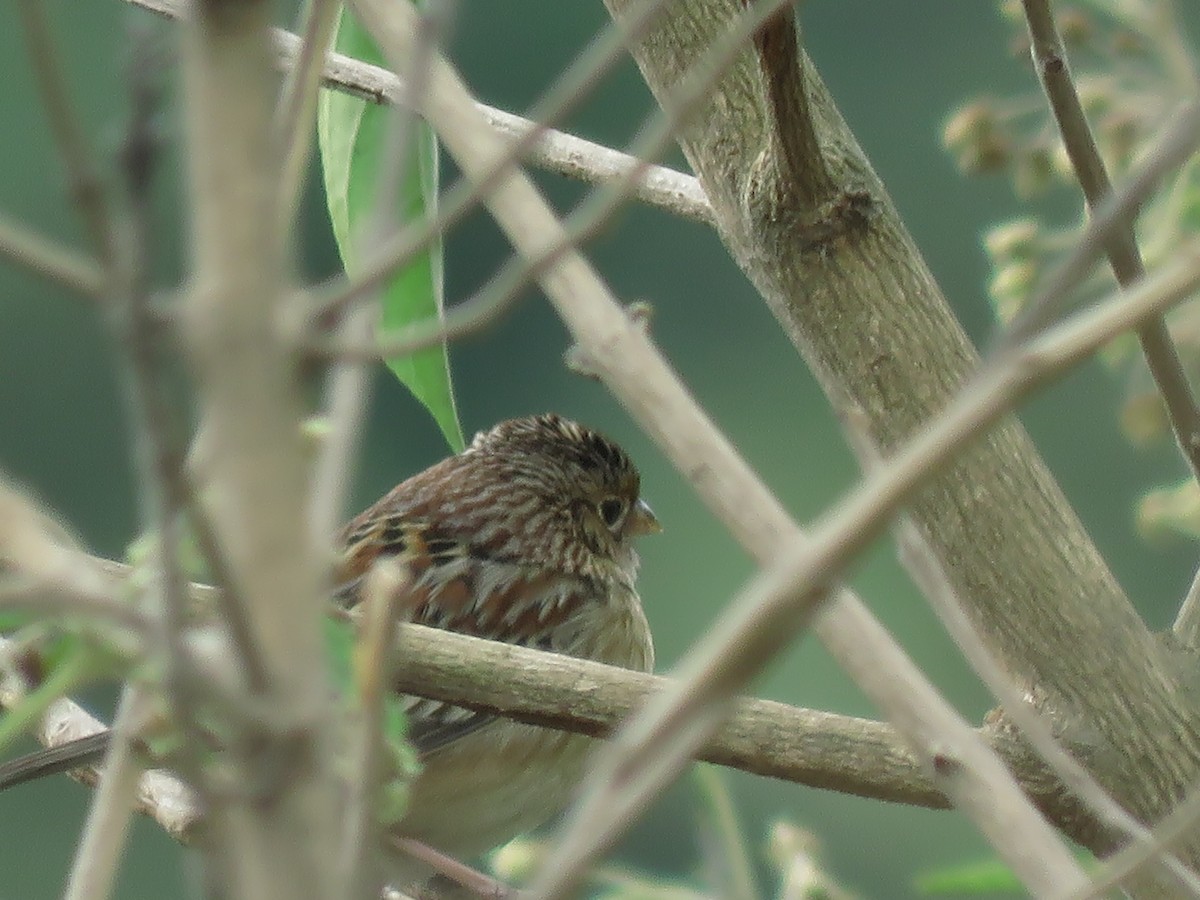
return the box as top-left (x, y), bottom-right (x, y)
top-left (626, 498), bottom-right (663, 536)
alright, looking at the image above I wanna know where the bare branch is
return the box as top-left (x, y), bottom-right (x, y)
top-left (180, 0), bottom-right (342, 894)
top-left (306, 0), bottom-right (686, 333)
top-left (1065, 783), bottom-right (1200, 900)
top-left (124, 0), bottom-right (711, 227)
top-left (15, 0), bottom-right (116, 268)
top-left (339, 562), bottom-right (408, 900)
top-left (1, 574), bottom-right (1131, 821)
top-left (1003, 102), bottom-right (1200, 346)
top-left (62, 687), bottom-right (149, 900)
top-left (0, 649), bottom-right (199, 842)
top-left (274, 0), bottom-right (340, 239)
top-left (0, 478), bottom-right (149, 642)
top-left (113, 27), bottom-right (212, 781)
top-left (837, 401), bottom-right (1199, 893)
top-left (1019, 0), bottom-right (1200, 484)
top-left (0, 212), bottom-right (105, 298)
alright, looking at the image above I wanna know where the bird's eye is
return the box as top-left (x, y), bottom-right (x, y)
top-left (598, 497), bottom-right (627, 530)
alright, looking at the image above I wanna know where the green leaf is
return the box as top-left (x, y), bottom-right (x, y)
top-left (317, 6), bottom-right (464, 452)
top-left (914, 854), bottom-right (1100, 896)
top-left (0, 631), bottom-right (110, 756)
top-left (914, 858), bottom-right (1020, 895)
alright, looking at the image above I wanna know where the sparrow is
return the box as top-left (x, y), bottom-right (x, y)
top-left (0, 414), bottom-right (659, 880)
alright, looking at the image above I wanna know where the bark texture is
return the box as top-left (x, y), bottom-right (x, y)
top-left (602, 0), bottom-right (1200, 867)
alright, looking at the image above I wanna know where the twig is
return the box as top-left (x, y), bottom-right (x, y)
top-left (332, 6), bottom-right (450, 895)
top-left (1020, 0), bottom-right (1200, 484)
top-left (693, 765), bottom-right (758, 900)
top-left (304, 19), bottom-right (711, 222)
top-left (273, 0), bottom-right (340, 239)
top-left (0, 212), bottom-right (105, 298)
top-left (345, 1), bottom-right (1090, 896)
top-left (309, 304), bottom-right (377, 544)
top-left (62, 687), bottom-right (149, 900)
top-left (0, 575), bottom-right (150, 640)
top-left (339, 561), bottom-right (408, 900)
top-left (15, 0), bottom-right (115, 268)
top-left (0, 635), bottom-right (199, 842)
top-left (1003, 101), bottom-right (1200, 346)
top-left (1062, 782), bottom-right (1200, 900)
top-left (177, 471), bottom-right (270, 693)
top-left (113, 25), bottom-right (210, 785)
top-left (0, 478), bottom-right (149, 643)
top-left (309, 0), bottom-right (451, 545)
top-left (123, 0), bottom-right (711, 228)
top-left (3, 600), bottom-right (1115, 819)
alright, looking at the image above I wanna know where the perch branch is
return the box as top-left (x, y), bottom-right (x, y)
top-left (0, 574), bottom-right (1130, 819)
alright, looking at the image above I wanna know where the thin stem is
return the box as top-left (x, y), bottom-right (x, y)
top-left (338, 562), bottom-right (407, 900)
top-left (177, 472), bottom-right (270, 693)
top-left (62, 687), bottom-right (149, 900)
top-left (0, 636), bottom-right (200, 842)
top-left (1020, 0), bottom-right (1200, 481)
top-left (1003, 100), bottom-right (1200, 346)
top-left (834, 408), bottom-right (1200, 893)
top-left (328, 6), bottom-right (450, 894)
top-left (1062, 781), bottom-right (1200, 900)
top-left (273, 0), bottom-right (340, 239)
top-left (15, 0), bottom-right (116, 269)
top-left (0, 212), bottom-right (105, 298)
top-left (114, 29), bottom-right (211, 783)
top-left (0, 576), bottom-right (151, 640)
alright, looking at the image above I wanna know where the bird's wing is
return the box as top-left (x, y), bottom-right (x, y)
top-left (334, 511), bottom-right (592, 758)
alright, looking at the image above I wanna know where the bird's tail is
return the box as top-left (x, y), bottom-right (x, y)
top-left (0, 732), bottom-right (110, 790)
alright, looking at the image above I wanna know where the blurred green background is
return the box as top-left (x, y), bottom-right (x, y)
top-left (2, 2), bottom-right (1199, 897)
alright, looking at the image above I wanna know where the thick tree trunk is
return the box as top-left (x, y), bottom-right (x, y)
top-left (602, 0), bottom-right (1200, 873)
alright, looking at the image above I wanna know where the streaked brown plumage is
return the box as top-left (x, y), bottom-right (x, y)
top-left (0, 414), bottom-right (658, 881)
top-left (338, 414), bottom-right (658, 864)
